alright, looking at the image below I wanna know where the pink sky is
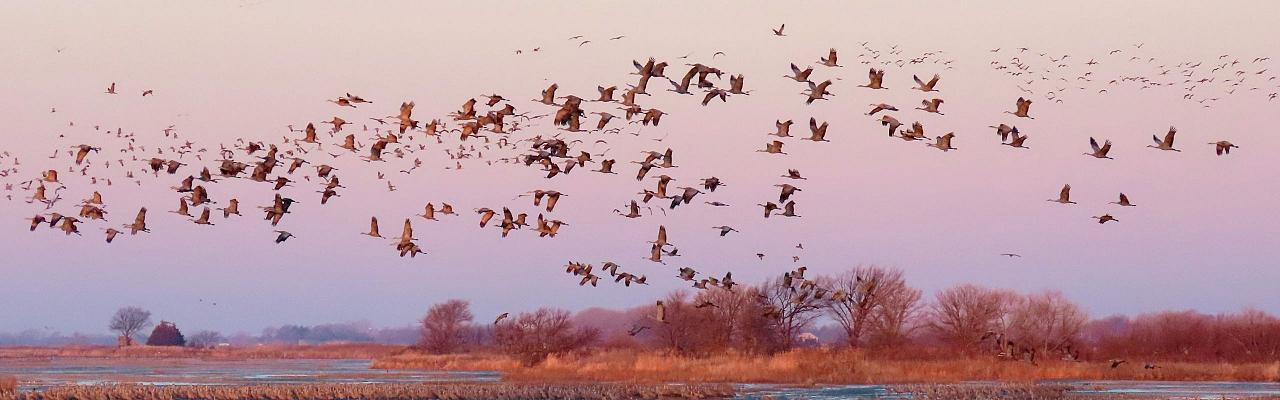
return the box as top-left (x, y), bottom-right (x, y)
top-left (1, 1), bottom-right (1278, 334)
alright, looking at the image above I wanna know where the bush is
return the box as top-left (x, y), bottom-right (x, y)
top-left (420, 299), bottom-right (474, 354)
top-left (494, 308), bottom-right (598, 366)
top-left (145, 321), bottom-right (186, 346)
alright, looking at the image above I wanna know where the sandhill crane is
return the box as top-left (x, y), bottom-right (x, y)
top-left (1111, 193), bottom-right (1137, 207)
top-left (779, 201), bottom-right (799, 217)
top-left (918, 98), bottom-right (944, 114)
top-left (670, 187), bottom-right (701, 208)
top-left (783, 169), bottom-right (806, 180)
top-left (395, 218), bottom-right (416, 245)
top-left (802, 80), bottom-right (833, 104)
top-left (776, 184), bottom-right (802, 202)
top-left (991, 124), bottom-right (1019, 142)
top-left (616, 200), bottom-right (643, 218)
top-left (818, 48), bottom-right (840, 67)
top-left (1007, 97), bottom-right (1034, 118)
top-left (772, 24), bottom-right (786, 36)
top-left (860, 68), bottom-right (886, 89)
top-left (494, 313), bottom-right (509, 325)
top-left (759, 202), bottom-right (779, 218)
top-left (58, 217), bottom-right (81, 235)
top-left (273, 230), bottom-right (295, 243)
top-left (771, 120), bottom-right (794, 137)
top-left (867, 103), bottom-right (898, 115)
top-left (655, 300), bottom-right (667, 323)
top-left (73, 145), bottom-right (99, 165)
top-left (172, 197), bottom-right (191, 216)
top-left (104, 82), bottom-right (119, 94)
top-left (1002, 131), bottom-right (1030, 149)
top-left (712, 226), bottom-right (738, 236)
top-left (785, 63), bottom-right (813, 82)
top-left (652, 225), bottom-right (671, 248)
top-left (1048, 184), bottom-right (1076, 204)
top-left (127, 207), bottom-right (149, 234)
top-left (364, 216), bottom-right (382, 237)
top-left (1085, 137), bottom-right (1114, 159)
top-left (642, 108), bottom-right (666, 126)
top-left (1148, 126), bottom-right (1180, 151)
top-left (476, 208), bottom-right (496, 228)
top-left (927, 133), bottom-right (957, 151)
top-left (1093, 214), bottom-right (1119, 224)
top-left (1209, 140), bottom-right (1238, 155)
top-left (596, 86), bottom-right (617, 102)
top-left (536, 83), bottom-right (558, 105)
top-left (668, 67), bottom-right (698, 94)
top-left (701, 88), bottom-right (729, 105)
top-left (701, 177), bottom-right (725, 192)
top-left (219, 198), bottom-right (241, 218)
top-left (420, 203), bottom-right (438, 220)
top-left (193, 208), bottom-right (214, 225)
top-left (728, 74), bottom-right (749, 95)
top-left (912, 74), bottom-right (941, 92)
top-left (804, 118), bottom-right (829, 141)
top-left (880, 115), bottom-right (903, 136)
top-left (104, 228), bottom-right (121, 243)
top-left (758, 141), bottom-right (786, 154)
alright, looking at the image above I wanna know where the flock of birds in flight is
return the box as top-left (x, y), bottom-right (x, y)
top-left (2, 23), bottom-right (1275, 322)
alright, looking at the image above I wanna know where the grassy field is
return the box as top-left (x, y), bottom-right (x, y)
top-left (374, 348), bottom-right (1280, 384)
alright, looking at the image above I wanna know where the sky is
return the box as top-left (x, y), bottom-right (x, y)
top-left (1, 1), bottom-right (1278, 335)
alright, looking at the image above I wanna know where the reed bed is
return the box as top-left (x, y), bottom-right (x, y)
top-left (2, 382), bottom-right (733, 400)
top-left (375, 348), bottom-right (1280, 384)
top-left (892, 383), bottom-right (1075, 400)
top-left (0, 375), bottom-right (16, 396)
top-left (0, 344), bottom-right (401, 361)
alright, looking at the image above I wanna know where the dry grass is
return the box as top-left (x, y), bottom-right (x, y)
top-left (0, 344), bottom-right (401, 361)
top-left (375, 348), bottom-right (1280, 384)
top-left (0, 375), bottom-right (16, 396)
top-left (3, 382), bottom-right (733, 400)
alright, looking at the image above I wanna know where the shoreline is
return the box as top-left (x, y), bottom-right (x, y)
top-left (4, 346), bottom-right (1280, 386)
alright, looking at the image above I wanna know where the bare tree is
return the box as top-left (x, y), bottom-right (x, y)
top-left (420, 299), bottom-right (474, 354)
top-left (928, 285), bottom-right (1014, 351)
top-left (1006, 290), bottom-right (1087, 356)
top-left (109, 306), bottom-right (152, 345)
top-left (821, 266), bottom-right (917, 348)
top-left (494, 308), bottom-right (598, 365)
top-left (694, 287), bottom-right (752, 348)
top-left (867, 274), bottom-right (923, 348)
top-left (757, 275), bottom-right (823, 349)
top-left (186, 330), bottom-right (225, 348)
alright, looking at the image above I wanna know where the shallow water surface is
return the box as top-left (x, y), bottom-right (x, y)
top-left (0, 358), bottom-right (497, 390)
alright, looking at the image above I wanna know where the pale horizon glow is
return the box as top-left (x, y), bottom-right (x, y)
top-left (1, 1), bottom-right (1278, 336)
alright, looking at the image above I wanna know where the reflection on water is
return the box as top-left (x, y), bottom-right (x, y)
top-left (0, 358), bottom-right (498, 391)
top-left (1066, 380), bottom-right (1280, 398)
top-left (3, 359), bottom-right (1280, 399)
top-left (739, 381), bottom-right (1280, 399)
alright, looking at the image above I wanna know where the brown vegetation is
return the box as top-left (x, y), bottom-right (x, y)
top-left (0, 375), bottom-right (16, 396)
top-left (419, 299), bottom-right (475, 354)
top-left (368, 268), bottom-right (1280, 384)
top-left (374, 348), bottom-right (1280, 384)
top-left (3, 382), bottom-right (733, 400)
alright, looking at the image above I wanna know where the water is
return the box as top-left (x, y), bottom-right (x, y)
top-left (0, 358), bottom-right (498, 391)
top-left (3, 358), bottom-right (1280, 398)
